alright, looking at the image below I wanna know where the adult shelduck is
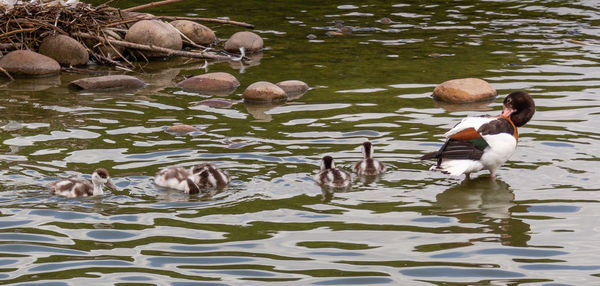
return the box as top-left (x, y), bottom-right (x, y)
top-left (50, 168), bottom-right (117, 197)
top-left (314, 155), bottom-right (352, 188)
top-left (154, 163), bottom-right (230, 194)
top-left (421, 91), bottom-right (535, 179)
top-left (353, 141), bottom-right (385, 176)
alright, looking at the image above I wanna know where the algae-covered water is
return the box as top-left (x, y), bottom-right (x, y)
top-left (0, 0), bottom-right (599, 285)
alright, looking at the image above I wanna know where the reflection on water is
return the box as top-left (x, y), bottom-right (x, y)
top-left (0, 0), bottom-right (599, 284)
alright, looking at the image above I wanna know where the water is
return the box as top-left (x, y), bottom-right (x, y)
top-left (1, 0), bottom-right (599, 284)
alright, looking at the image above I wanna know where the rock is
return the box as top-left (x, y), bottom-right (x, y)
top-left (276, 80), bottom-right (309, 98)
top-left (39, 35), bottom-right (89, 66)
top-left (325, 31), bottom-right (344, 37)
top-left (68, 75), bottom-right (146, 91)
top-left (170, 20), bottom-right (216, 45)
top-left (166, 124), bottom-right (198, 134)
top-left (432, 78), bottom-right (497, 103)
top-left (242, 81), bottom-right (287, 103)
top-left (224, 31), bottom-right (263, 53)
top-left (125, 20), bottom-right (182, 58)
top-left (191, 98), bottom-right (237, 109)
top-left (176, 72), bottom-right (240, 95)
top-left (307, 34), bottom-right (317, 40)
top-left (378, 17), bottom-right (392, 24)
top-left (0, 50), bottom-right (60, 77)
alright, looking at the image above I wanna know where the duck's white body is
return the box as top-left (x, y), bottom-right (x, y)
top-left (50, 168), bottom-right (116, 197)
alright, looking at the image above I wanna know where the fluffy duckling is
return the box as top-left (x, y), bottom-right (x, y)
top-left (314, 156), bottom-right (352, 188)
top-left (353, 141), bottom-right (385, 176)
top-left (154, 163), bottom-right (230, 194)
top-left (421, 91), bottom-right (535, 179)
top-left (50, 168), bottom-right (117, 197)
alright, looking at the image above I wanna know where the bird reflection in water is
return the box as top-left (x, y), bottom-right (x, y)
top-left (433, 177), bottom-right (530, 246)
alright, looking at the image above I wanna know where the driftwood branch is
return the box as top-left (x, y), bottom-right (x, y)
top-left (123, 0), bottom-right (185, 12)
top-left (73, 32), bottom-right (232, 61)
top-left (158, 16), bottom-right (254, 29)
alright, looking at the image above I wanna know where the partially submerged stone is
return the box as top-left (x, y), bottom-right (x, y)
top-left (276, 80), bottom-right (309, 99)
top-left (432, 78), bottom-right (497, 103)
top-left (165, 124), bottom-right (198, 134)
top-left (0, 50), bottom-right (60, 77)
top-left (68, 75), bottom-right (146, 91)
top-left (39, 34), bottom-right (89, 66)
top-left (177, 72), bottom-right (240, 95)
top-left (170, 20), bottom-right (216, 45)
top-left (191, 98), bottom-right (238, 109)
top-left (224, 31), bottom-right (263, 53)
top-left (125, 20), bottom-right (182, 58)
top-left (242, 81), bottom-right (287, 103)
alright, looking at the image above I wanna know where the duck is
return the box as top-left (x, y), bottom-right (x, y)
top-left (314, 155), bottom-right (352, 188)
top-left (50, 168), bottom-right (117, 197)
top-left (154, 163), bottom-right (230, 194)
top-left (353, 141), bottom-right (385, 176)
top-left (421, 91), bottom-right (535, 179)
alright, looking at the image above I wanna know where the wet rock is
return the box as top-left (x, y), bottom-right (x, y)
top-left (68, 75), bottom-right (146, 91)
top-left (177, 72), bottom-right (240, 95)
top-left (0, 50), bottom-right (60, 77)
top-left (166, 124), bottom-right (198, 134)
top-left (170, 20), bottom-right (216, 45)
top-left (326, 31), bottom-right (344, 37)
top-left (39, 34), bottom-right (89, 66)
top-left (191, 98), bottom-right (238, 109)
top-left (125, 20), bottom-right (182, 58)
top-left (242, 81), bottom-right (287, 103)
top-left (307, 34), bottom-right (317, 40)
top-left (276, 80), bottom-right (309, 99)
top-left (378, 17), bottom-right (392, 24)
top-left (224, 31), bottom-right (263, 53)
top-left (432, 78), bottom-right (497, 103)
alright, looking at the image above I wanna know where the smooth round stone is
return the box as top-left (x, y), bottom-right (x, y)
top-left (432, 78), bottom-right (497, 103)
top-left (68, 75), bottom-right (146, 91)
top-left (191, 98), bottom-right (237, 109)
top-left (165, 124), bottom-right (198, 134)
top-left (0, 50), bottom-right (60, 77)
top-left (125, 20), bottom-right (182, 58)
top-left (242, 81), bottom-right (287, 103)
top-left (39, 34), bottom-right (89, 66)
top-left (276, 80), bottom-right (309, 98)
top-left (176, 72), bottom-right (240, 95)
top-left (170, 20), bottom-right (216, 45)
top-left (224, 31), bottom-right (263, 53)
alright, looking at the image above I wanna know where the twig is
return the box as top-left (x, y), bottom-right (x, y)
top-left (158, 16), bottom-right (254, 29)
top-left (0, 66), bottom-right (15, 81)
top-left (122, 0), bottom-right (185, 12)
top-left (73, 32), bottom-right (232, 61)
top-left (0, 27), bottom-right (37, 38)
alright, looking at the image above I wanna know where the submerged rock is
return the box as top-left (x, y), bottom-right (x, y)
top-left (224, 31), bottom-right (263, 53)
top-left (170, 20), bottom-right (216, 45)
top-left (191, 98), bottom-right (238, 109)
top-left (68, 75), bottom-right (146, 91)
top-left (39, 34), bottom-right (89, 66)
top-left (125, 20), bottom-right (182, 58)
top-left (165, 124), bottom-right (198, 134)
top-left (432, 78), bottom-right (497, 103)
top-left (276, 80), bottom-right (309, 99)
top-left (177, 72), bottom-right (240, 95)
top-left (242, 81), bottom-right (287, 103)
top-left (0, 50), bottom-right (60, 77)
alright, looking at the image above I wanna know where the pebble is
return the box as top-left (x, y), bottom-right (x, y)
top-left (0, 50), bottom-right (60, 77)
top-left (276, 80), bottom-right (309, 99)
top-left (68, 75), bottom-right (146, 91)
top-left (170, 20), bottom-right (216, 45)
top-left (242, 81), bottom-right (287, 103)
top-left (176, 72), bottom-right (240, 95)
top-left (125, 20), bottom-right (182, 58)
top-left (39, 35), bottom-right (89, 66)
top-left (224, 31), bottom-right (264, 53)
top-left (432, 78), bottom-right (497, 103)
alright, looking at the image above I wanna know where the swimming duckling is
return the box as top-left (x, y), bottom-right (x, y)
top-left (154, 163), bottom-right (230, 194)
top-left (353, 141), bottom-right (385, 176)
top-left (50, 168), bottom-right (117, 197)
top-left (314, 155), bottom-right (352, 188)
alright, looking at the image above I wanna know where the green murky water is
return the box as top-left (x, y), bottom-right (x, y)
top-left (1, 0), bottom-right (599, 284)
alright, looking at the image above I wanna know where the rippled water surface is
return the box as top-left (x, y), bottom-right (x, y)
top-left (1, 0), bottom-right (599, 284)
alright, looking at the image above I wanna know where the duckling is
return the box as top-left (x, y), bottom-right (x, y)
top-left (154, 163), bottom-right (230, 194)
top-left (353, 141), bottom-right (385, 176)
top-left (190, 163), bottom-right (231, 189)
top-left (314, 156), bottom-right (352, 188)
top-left (50, 168), bottom-right (117, 197)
